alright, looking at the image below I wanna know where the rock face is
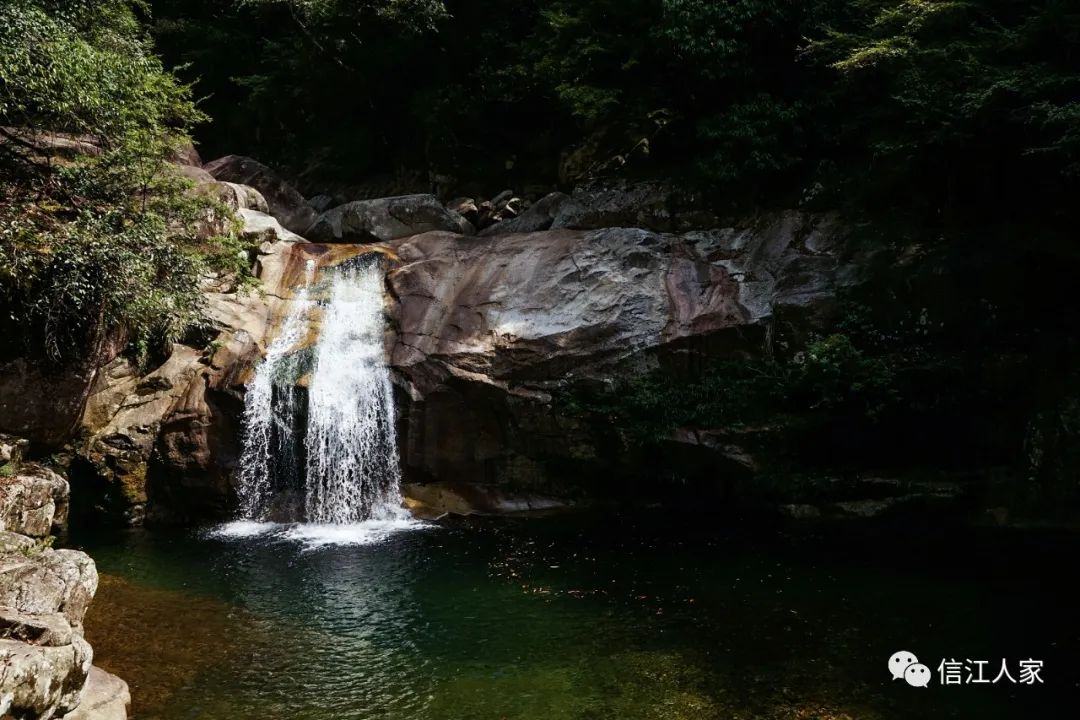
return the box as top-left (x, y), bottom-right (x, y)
top-left (384, 212), bottom-right (854, 493)
top-left (307, 194), bottom-right (474, 243)
top-left (203, 155), bottom-right (316, 235)
top-left (0, 330), bottom-right (127, 448)
top-left (74, 207), bottom-right (308, 524)
top-left (0, 469), bottom-right (128, 720)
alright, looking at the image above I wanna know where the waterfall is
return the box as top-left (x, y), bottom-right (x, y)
top-left (303, 262), bottom-right (405, 523)
top-left (236, 287), bottom-right (311, 520)
top-left (235, 256), bottom-right (405, 525)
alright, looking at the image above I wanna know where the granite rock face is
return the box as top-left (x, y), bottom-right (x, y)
top-left (76, 208), bottom-right (310, 524)
top-left (383, 211), bottom-right (856, 493)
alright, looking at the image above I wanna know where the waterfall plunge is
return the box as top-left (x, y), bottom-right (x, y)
top-left (236, 258), bottom-right (407, 526)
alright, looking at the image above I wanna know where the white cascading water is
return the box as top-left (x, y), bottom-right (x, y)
top-left (303, 263), bottom-right (406, 524)
top-left (233, 257), bottom-right (408, 531)
top-left (236, 285), bottom-right (311, 520)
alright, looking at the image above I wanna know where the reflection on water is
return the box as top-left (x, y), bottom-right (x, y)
top-left (77, 514), bottom-right (1079, 720)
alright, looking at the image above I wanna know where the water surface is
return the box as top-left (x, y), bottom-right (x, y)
top-left (75, 513), bottom-right (1078, 719)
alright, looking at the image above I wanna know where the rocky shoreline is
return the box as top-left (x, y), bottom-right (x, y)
top-left (0, 437), bottom-right (129, 719)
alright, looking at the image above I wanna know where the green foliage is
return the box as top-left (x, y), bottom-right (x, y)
top-left (794, 333), bottom-right (896, 418)
top-left (0, 463), bottom-right (16, 478)
top-left (806, 0), bottom-right (1080, 211)
top-left (0, 0), bottom-right (243, 365)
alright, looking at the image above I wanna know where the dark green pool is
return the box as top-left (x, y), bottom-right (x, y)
top-left (71, 513), bottom-right (1077, 719)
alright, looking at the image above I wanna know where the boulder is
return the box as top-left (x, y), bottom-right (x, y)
top-left (447, 197), bottom-right (479, 226)
top-left (170, 139), bottom-right (203, 167)
top-left (551, 180), bottom-right (676, 232)
top-left (216, 183), bottom-right (270, 215)
top-left (0, 466), bottom-right (69, 538)
top-left (172, 163), bottom-right (215, 185)
top-left (307, 194), bottom-right (474, 243)
top-left (0, 535), bottom-right (121, 720)
top-left (0, 549), bottom-right (98, 626)
top-left (0, 635), bottom-right (93, 718)
top-left (203, 155), bottom-right (315, 235)
top-left (479, 192), bottom-right (569, 236)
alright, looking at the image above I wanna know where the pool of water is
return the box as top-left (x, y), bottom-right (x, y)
top-left (72, 512), bottom-right (1077, 719)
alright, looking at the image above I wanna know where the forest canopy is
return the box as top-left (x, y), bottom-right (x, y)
top-left (148, 0), bottom-right (1079, 222)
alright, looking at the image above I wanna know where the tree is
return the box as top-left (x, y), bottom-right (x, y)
top-left (0, 0), bottom-right (241, 366)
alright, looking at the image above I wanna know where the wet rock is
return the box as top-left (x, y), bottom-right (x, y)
top-left (308, 194), bottom-right (474, 243)
top-left (402, 481), bottom-right (570, 520)
top-left (203, 155), bottom-right (315, 235)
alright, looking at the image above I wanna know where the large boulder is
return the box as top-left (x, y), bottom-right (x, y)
top-left (203, 155), bottom-right (315, 235)
top-left (307, 194), bottom-right (474, 243)
top-left (0, 466), bottom-right (111, 718)
top-left (385, 212), bottom-right (855, 494)
top-left (64, 667), bottom-right (131, 720)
